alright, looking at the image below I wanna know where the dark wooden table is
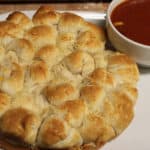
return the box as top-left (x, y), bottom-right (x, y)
top-left (0, 3), bottom-right (109, 14)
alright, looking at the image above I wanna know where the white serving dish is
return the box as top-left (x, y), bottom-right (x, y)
top-left (106, 0), bottom-right (150, 67)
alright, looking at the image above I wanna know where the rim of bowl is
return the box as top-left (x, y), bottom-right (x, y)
top-left (107, 0), bottom-right (150, 48)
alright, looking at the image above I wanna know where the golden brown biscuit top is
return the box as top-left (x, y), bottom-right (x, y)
top-left (0, 6), bottom-right (139, 150)
top-left (7, 11), bottom-right (33, 30)
top-left (0, 21), bottom-right (23, 38)
top-left (33, 6), bottom-right (60, 26)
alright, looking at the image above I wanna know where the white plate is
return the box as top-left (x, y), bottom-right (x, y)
top-left (0, 10), bottom-right (150, 150)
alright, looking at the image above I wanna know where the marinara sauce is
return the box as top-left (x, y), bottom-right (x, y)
top-left (111, 0), bottom-right (150, 46)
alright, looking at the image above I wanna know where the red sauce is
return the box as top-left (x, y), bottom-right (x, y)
top-left (111, 0), bottom-right (150, 46)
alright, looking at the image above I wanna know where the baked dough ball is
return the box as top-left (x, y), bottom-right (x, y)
top-left (6, 38), bottom-right (35, 65)
top-left (32, 6), bottom-right (60, 26)
top-left (26, 60), bottom-right (50, 87)
top-left (83, 68), bottom-right (116, 89)
top-left (0, 6), bottom-right (139, 150)
top-left (0, 21), bottom-right (23, 48)
top-left (84, 22), bottom-right (106, 42)
top-left (0, 21), bottom-right (23, 38)
top-left (58, 12), bottom-right (85, 34)
top-left (79, 113), bottom-right (115, 145)
top-left (24, 25), bottom-right (57, 50)
top-left (0, 108), bottom-right (41, 145)
top-left (63, 50), bottom-right (95, 75)
top-left (44, 83), bottom-right (79, 106)
top-left (103, 87), bottom-right (135, 134)
top-left (107, 51), bottom-right (139, 85)
top-left (0, 63), bottom-right (24, 95)
top-left (30, 60), bottom-right (49, 83)
top-left (80, 85), bottom-right (105, 112)
top-left (35, 45), bottom-right (59, 68)
top-left (57, 99), bottom-right (87, 127)
top-left (37, 115), bottom-right (82, 149)
top-left (7, 11), bottom-right (33, 30)
top-left (57, 32), bottom-right (76, 56)
top-left (75, 31), bottom-right (105, 53)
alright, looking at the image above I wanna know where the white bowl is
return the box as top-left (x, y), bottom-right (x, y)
top-left (106, 0), bottom-right (150, 67)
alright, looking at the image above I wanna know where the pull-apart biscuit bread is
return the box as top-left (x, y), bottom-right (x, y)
top-left (0, 6), bottom-right (139, 150)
